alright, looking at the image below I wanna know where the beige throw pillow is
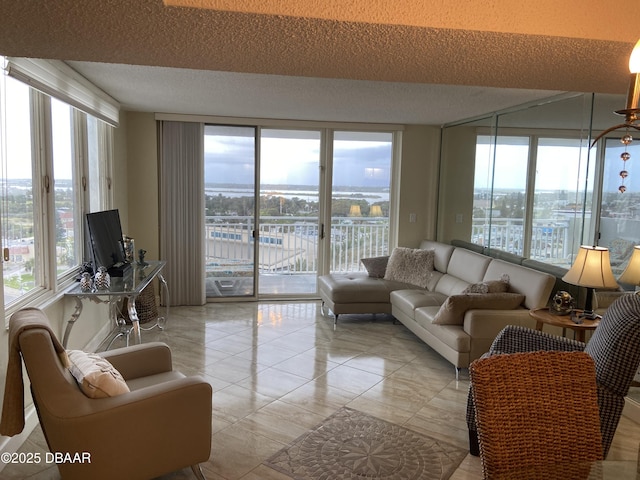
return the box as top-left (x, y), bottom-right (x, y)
top-left (432, 292), bottom-right (525, 325)
top-left (361, 256), bottom-right (389, 278)
top-left (67, 350), bottom-right (130, 399)
top-left (383, 247), bottom-right (435, 288)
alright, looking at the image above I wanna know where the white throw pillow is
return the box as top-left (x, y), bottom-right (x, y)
top-left (67, 350), bottom-right (130, 399)
top-left (383, 247), bottom-right (435, 288)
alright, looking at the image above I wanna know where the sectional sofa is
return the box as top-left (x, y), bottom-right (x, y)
top-left (318, 240), bottom-right (556, 371)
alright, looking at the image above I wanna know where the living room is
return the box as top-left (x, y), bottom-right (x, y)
top-left (1, 1), bottom-right (640, 479)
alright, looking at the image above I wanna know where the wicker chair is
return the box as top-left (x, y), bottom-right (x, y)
top-left (467, 292), bottom-right (640, 459)
top-left (470, 351), bottom-right (603, 479)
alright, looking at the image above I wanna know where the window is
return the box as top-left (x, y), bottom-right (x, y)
top-left (598, 137), bottom-right (640, 275)
top-left (0, 75), bottom-right (38, 305)
top-left (473, 133), bottom-right (593, 266)
top-left (0, 59), bottom-right (115, 311)
top-left (51, 98), bottom-right (79, 277)
top-left (473, 135), bottom-right (528, 253)
top-left (531, 138), bottom-right (592, 265)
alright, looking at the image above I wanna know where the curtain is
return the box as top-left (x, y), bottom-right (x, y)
top-left (159, 121), bottom-right (205, 305)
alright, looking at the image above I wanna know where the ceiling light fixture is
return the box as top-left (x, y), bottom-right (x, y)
top-left (591, 39), bottom-right (640, 193)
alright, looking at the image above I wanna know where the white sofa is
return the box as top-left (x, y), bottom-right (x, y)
top-left (318, 240), bottom-right (556, 370)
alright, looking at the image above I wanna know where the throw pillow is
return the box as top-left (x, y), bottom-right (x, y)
top-left (383, 247), bottom-right (435, 289)
top-left (432, 292), bottom-right (525, 325)
top-left (67, 350), bottom-right (130, 399)
top-left (462, 274), bottom-right (510, 294)
top-left (361, 255), bottom-right (389, 278)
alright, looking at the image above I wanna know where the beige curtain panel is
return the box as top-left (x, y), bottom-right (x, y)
top-left (159, 120), bottom-right (206, 306)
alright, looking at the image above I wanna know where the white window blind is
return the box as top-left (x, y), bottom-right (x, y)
top-left (4, 57), bottom-right (120, 127)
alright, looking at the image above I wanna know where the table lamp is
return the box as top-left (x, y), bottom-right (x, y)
top-left (562, 245), bottom-right (619, 320)
top-left (619, 245), bottom-right (640, 289)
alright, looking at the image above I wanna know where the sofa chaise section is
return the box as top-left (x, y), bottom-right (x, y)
top-left (318, 273), bottom-right (421, 323)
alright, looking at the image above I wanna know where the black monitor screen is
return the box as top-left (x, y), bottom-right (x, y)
top-left (86, 209), bottom-right (125, 270)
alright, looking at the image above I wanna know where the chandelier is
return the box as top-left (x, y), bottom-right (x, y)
top-left (591, 39), bottom-right (640, 193)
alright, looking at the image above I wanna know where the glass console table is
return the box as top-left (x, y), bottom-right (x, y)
top-left (63, 261), bottom-right (169, 348)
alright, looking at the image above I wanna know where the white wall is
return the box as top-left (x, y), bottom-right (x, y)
top-left (437, 126), bottom-right (477, 244)
top-left (396, 125), bottom-right (440, 246)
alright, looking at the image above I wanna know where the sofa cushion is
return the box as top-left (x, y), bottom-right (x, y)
top-left (445, 248), bottom-right (492, 284)
top-left (384, 247), bottom-right (434, 289)
top-left (419, 240), bottom-right (455, 272)
top-left (360, 256), bottom-right (389, 278)
top-left (414, 311), bottom-right (472, 353)
top-left (485, 259), bottom-right (555, 310)
top-left (431, 292), bottom-right (526, 325)
top-left (389, 289), bottom-right (448, 319)
top-left (67, 350), bottom-right (130, 399)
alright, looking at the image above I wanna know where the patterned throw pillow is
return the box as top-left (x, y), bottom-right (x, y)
top-left (67, 350), bottom-right (130, 399)
top-left (383, 247), bottom-right (435, 288)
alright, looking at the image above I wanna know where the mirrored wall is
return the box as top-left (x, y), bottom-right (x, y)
top-left (439, 91), bottom-right (640, 405)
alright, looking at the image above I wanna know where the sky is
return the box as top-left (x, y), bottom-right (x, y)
top-left (203, 128), bottom-right (393, 187)
top-left (475, 136), bottom-right (640, 193)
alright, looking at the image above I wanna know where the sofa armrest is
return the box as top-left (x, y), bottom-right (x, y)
top-left (99, 342), bottom-right (172, 380)
top-left (463, 309), bottom-right (535, 340)
top-left (487, 324), bottom-right (586, 355)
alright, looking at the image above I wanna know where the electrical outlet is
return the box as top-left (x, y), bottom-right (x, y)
top-left (409, 213), bottom-right (417, 223)
top-left (455, 213), bottom-right (463, 224)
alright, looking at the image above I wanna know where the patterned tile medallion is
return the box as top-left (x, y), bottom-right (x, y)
top-left (265, 407), bottom-right (467, 479)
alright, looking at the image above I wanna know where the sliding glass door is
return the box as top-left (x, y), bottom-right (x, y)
top-left (204, 125), bottom-right (257, 298)
top-left (258, 129), bottom-right (321, 295)
top-left (204, 125), bottom-right (395, 300)
top-left (329, 131), bottom-right (393, 273)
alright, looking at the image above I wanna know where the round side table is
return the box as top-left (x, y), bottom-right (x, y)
top-left (529, 308), bottom-right (599, 343)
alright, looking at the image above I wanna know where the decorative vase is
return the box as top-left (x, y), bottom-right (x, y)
top-left (94, 266), bottom-right (111, 290)
top-left (80, 272), bottom-right (93, 292)
top-left (122, 235), bottom-right (135, 263)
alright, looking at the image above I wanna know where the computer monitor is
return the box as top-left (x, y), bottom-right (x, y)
top-left (85, 209), bottom-right (129, 276)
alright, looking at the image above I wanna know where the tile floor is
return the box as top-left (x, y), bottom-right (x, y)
top-left (3, 301), bottom-right (640, 479)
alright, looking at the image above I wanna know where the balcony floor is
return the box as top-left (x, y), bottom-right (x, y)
top-left (206, 273), bottom-right (319, 298)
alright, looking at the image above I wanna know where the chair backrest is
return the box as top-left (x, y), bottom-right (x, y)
top-left (585, 292), bottom-right (640, 397)
top-left (12, 311), bottom-right (93, 447)
top-left (470, 351), bottom-right (603, 479)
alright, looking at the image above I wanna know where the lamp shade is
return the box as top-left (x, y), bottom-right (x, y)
top-left (370, 205), bottom-right (383, 217)
top-left (619, 246), bottom-right (640, 285)
top-left (562, 246), bottom-right (618, 289)
top-left (348, 205), bottom-right (362, 217)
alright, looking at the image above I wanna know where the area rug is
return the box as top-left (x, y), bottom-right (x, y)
top-left (264, 407), bottom-right (467, 479)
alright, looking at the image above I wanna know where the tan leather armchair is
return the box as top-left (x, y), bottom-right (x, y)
top-left (2, 308), bottom-right (212, 480)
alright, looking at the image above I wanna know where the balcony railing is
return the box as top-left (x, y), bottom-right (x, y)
top-left (205, 215), bottom-right (580, 282)
top-left (472, 218), bottom-right (574, 266)
top-left (205, 216), bottom-right (389, 275)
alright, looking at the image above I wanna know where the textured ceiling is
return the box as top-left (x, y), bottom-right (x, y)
top-left (0, 0), bottom-right (638, 124)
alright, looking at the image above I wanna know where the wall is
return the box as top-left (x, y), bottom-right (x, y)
top-left (437, 125), bottom-right (477, 243)
top-left (122, 112), bottom-right (160, 261)
top-left (396, 125), bottom-right (440, 247)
